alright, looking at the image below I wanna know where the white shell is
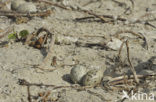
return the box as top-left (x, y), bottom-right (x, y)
top-left (55, 35), bottom-right (78, 45)
top-left (17, 2), bottom-right (37, 13)
top-left (11, 0), bottom-right (25, 10)
top-left (70, 65), bottom-right (87, 84)
top-left (82, 69), bottom-right (104, 86)
top-left (106, 38), bottom-right (123, 50)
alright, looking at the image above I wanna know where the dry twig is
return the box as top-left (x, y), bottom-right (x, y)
top-left (27, 86), bottom-right (32, 102)
top-left (114, 30), bottom-right (148, 50)
top-left (18, 78), bottom-right (110, 102)
top-left (34, 0), bottom-right (156, 29)
top-left (117, 39), bottom-right (139, 84)
top-left (114, 30), bottom-right (150, 84)
top-left (0, 10), bottom-right (52, 18)
top-left (118, 40), bottom-right (126, 59)
top-left (77, 9), bottom-right (107, 22)
top-left (125, 40), bottom-right (139, 83)
top-left (108, 74), bottom-right (155, 86)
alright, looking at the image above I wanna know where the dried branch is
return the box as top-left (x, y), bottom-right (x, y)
top-left (118, 41), bottom-right (126, 58)
top-left (18, 79), bottom-right (92, 90)
top-left (125, 40), bottom-right (139, 83)
top-left (115, 30), bottom-right (149, 84)
top-left (117, 39), bottom-right (140, 84)
top-left (114, 30), bottom-right (143, 39)
top-left (145, 21), bottom-right (156, 29)
top-left (117, 39), bottom-right (140, 83)
top-left (77, 9), bottom-right (107, 22)
top-left (37, 0), bottom-right (115, 22)
top-left (74, 14), bottom-right (156, 29)
top-left (27, 86), bottom-right (32, 102)
top-left (108, 74), bottom-right (155, 86)
top-left (0, 10), bottom-right (52, 18)
top-left (33, 0), bottom-right (156, 29)
top-left (18, 78), bottom-right (109, 102)
top-left (114, 30), bottom-right (148, 50)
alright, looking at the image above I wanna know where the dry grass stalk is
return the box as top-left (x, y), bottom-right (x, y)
top-left (108, 74), bottom-right (155, 85)
top-left (34, 0), bottom-right (156, 29)
top-left (18, 78), bottom-right (93, 90)
top-left (18, 79), bottom-right (106, 102)
top-left (0, 10), bottom-right (52, 18)
top-left (114, 30), bottom-right (148, 50)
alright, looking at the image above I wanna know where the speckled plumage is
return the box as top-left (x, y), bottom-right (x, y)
top-left (82, 69), bottom-right (104, 86)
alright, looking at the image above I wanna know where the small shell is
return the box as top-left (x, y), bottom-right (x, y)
top-left (82, 69), bottom-right (104, 86)
top-left (70, 65), bottom-right (87, 84)
top-left (106, 38), bottom-right (123, 50)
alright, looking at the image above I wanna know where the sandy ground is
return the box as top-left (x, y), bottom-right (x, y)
top-left (0, 0), bottom-right (156, 102)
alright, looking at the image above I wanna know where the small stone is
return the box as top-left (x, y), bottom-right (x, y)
top-left (70, 65), bottom-right (87, 84)
top-left (82, 68), bottom-right (104, 86)
top-left (11, 0), bottom-right (26, 10)
top-left (106, 38), bottom-right (123, 50)
top-left (17, 2), bottom-right (37, 13)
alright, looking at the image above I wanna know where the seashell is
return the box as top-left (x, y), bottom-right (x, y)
top-left (106, 37), bottom-right (123, 50)
top-left (70, 65), bottom-right (87, 84)
top-left (82, 68), bottom-right (104, 86)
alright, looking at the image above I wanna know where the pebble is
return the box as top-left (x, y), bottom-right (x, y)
top-left (11, 0), bottom-right (26, 10)
top-left (70, 65), bottom-right (87, 84)
top-left (17, 2), bottom-right (37, 13)
top-left (106, 37), bottom-right (123, 50)
top-left (82, 68), bottom-right (104, 86)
